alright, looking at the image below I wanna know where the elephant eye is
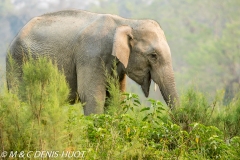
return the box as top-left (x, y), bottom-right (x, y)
top-left (148, 52), bottom-right (158, 60)
top-left (151, 53), bottom-right (157, 58)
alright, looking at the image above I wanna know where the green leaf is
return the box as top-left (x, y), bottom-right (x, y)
top-left (157, 116), bottom-right (162, 120)
top-left (132, 93), bottom-right (139, 98)
top-left (148, 98), bottom-right (156, 103)
top-left (134, 99), bottom-right (141, 105)
top-left (140, 107), bottom-right (150, 112)
top-left (157, 101), bottom-right (163, 106)
top-left (142, 116), bottom-right (148, 121)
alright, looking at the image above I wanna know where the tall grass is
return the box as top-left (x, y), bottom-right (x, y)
top-left (0, 56), bottom-right (239, 159)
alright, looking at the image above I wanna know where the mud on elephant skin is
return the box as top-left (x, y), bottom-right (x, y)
top-left (6, 9), bottom-right (178, 115)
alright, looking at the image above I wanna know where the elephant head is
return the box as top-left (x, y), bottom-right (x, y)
top-left (112, 20), bottom-right (178, 109)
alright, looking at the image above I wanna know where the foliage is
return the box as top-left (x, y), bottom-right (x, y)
top-left (104, 59), bottom-right (123, 115)
top-left (171, 87), bottom-right (217, 133)
top-left (215, 92), bottom-right (240, 139)
top-left (1, 56), bottom-right (71, 152)
top-left (1, 57), bottom-right (240, 159)
top-left (85, 91), bottom-right (240, 159)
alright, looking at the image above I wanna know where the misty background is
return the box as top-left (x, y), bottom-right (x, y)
top-left (0, 0), bottom-right (239, 104)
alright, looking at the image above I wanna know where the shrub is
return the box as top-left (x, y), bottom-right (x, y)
top-left (172, 87), bottom-right (212, 129)
top-left (218, 92), bottom-right (240, 139)
top-left (0, 56), bottom-right (239, 159)
top-left (1, 56), bottom-right (71, 153)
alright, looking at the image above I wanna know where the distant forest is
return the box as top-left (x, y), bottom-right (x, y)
top-left (0, 0), bottom-right (239, 103)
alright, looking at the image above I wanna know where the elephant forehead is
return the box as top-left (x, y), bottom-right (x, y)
top-left (135, 22), bottom-right (165, 39)
top-left (134, 35), bottom-right (160, 52)
top-left (134, 40), bottom-right (152, 52)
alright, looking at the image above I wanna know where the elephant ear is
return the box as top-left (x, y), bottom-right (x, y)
top-left (112, 26), bottom-right (133, 68)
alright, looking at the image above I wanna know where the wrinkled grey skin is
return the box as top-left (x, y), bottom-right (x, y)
top-left (7, 10), bottom-right (178, 115)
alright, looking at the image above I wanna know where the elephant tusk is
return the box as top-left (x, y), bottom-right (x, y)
top-left (154, 83), bottom-right (157, 91)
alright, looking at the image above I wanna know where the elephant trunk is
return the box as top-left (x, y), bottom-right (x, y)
top-left (154, 64), bottom-right (178, 109)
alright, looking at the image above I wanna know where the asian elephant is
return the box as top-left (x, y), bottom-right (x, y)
top-left (6, 9), bottom-right (178, 115)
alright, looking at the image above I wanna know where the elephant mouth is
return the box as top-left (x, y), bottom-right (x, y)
top-left (141, 71), bottom-right (151, 97)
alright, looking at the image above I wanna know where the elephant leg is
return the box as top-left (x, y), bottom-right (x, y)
top-left (81, 85), bottom-right (106, 115)
top-left (77, 67), bottom-right (106, 115)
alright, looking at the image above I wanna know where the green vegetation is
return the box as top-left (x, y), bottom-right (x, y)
top-left (1, 57), bottom-right (70, 152)
top-left (1, 57), bottom-right (239, 159)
